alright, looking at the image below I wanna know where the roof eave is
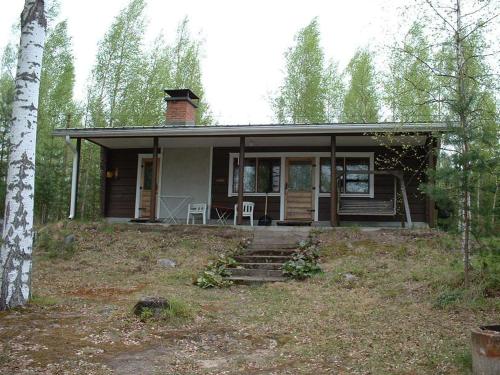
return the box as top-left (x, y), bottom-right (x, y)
top-left (53, 123), bottom-right (452, 139)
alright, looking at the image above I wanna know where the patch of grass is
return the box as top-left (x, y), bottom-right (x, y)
top-left (161, 298), bottom-right (194, 322)
top-left (36, 230), bottom-right (76, 260)
top-left (30, 294), bottom-right (58, 306)
top-left (454, 350), bottom-right (473, 374)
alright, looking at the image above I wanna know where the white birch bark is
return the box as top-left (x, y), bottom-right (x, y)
top-left (0, 0), bottom-right (46, 310)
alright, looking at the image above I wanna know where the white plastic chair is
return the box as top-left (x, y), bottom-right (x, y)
top-left (186, 203), bottom-right (207, 225)
top-left (233, 202), bottom-right (255, 226)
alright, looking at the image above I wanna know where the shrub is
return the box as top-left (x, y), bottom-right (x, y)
top-left (195, 254), bottom-right (237, 288)
top-left (283, 242), bottom-right (322, 280)
top-left (434, 289), bottom-right (463, 309)
top-left (36, 229), bottom-right (76, 260)
top-left (139, 307), bottom-right (154, 322)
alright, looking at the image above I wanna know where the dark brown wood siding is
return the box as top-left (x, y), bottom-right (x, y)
top-left (211, 146), bottom-right (429, 223)
top-left (103, 148), bottom-right (154, 218)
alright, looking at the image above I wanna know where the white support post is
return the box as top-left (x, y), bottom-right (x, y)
top-left (398, 174), bottom-right (412, 228)
top-left (66, 136), bottom-right (80, 219)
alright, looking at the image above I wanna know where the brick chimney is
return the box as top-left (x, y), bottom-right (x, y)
top-left (164, 89), bottom-right (199, 125)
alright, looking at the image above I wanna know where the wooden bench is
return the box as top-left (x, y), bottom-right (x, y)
top-left (338, 199), bottom-right (396, 216)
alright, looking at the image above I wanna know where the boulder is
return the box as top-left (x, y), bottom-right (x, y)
top-left (64, 234), bottom-right (76, 246)
top-left (157, 258), bottom-right (177, 268)
top-left (344, 273), bottom-right (359, 283)
top-left (133, 297), bottom-right (170, 317)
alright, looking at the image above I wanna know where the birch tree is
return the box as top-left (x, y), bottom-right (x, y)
top-left (272, 18), bottom-right (327, 124)
top-left (342, 48), bottom-right (380, 123)
top-left (0, 0), bottom-right (46, 310)
top-left (385, 22), bottom-right (435, 122)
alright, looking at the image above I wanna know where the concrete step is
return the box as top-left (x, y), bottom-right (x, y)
top-left (246, 243), bottom-right (298, 250)
top-left (225, 275), bottom-right (287, 284)
top-left (235, 255), bottom-right (293, 263)
top-left (228, 268), bottom-right (283, 278)
top-left (244, 249), bottom-right (297, 256)
top-left (236, 262), bottom-right (284, 270)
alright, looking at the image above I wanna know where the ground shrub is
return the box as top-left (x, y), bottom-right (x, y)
top-left (36, 227), bottom-right (76, 260)
top-left (434, 289), bottom-right (464, 309)
top-left (283, 239), bottom-right (322, 280)
top-left (139, 307), bottom-right (154, 322)
top-left (195, 254), bottom-right (237, 288)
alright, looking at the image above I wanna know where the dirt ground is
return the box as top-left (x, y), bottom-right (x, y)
top-left (0, 222), bottom-right (497, 374)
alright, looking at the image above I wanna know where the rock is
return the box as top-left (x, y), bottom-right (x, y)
top-left (198, 358), bottom-right (227, 369)
top-left (344, 273), bottom-right (358, 282)
top-left (345, 242), bottom-right (354, 250)
top-left (64, 234), bottom-right (76, 246)
top-left (157, 258), bottom-right (176, 268)
top-left (268, 339), bottom-right (278, 349)
top-left (133, 297), bottom-right (170, 317)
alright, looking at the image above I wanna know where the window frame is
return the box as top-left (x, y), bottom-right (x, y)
top-left (319, 155), bottom-right (374, 197)
top-left (228, 152), bottom-right (374, 199)
top-left (229, 155), bottom-right (281, 196)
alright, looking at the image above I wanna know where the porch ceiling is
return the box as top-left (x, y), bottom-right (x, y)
top-left (85, 135), bottom-right (429, 149)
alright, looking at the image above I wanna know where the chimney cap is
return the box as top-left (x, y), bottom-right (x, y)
top-left (164, 88), bottom-right (199, 100)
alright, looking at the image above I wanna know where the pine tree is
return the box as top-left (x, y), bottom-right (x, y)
top-left (409, 0), bottom-right (499, 285)
top-left (342, 49), bottom-right (380, 123)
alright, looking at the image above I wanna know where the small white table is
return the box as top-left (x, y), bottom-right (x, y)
top-left (159, 195), bottom-right (191, 224)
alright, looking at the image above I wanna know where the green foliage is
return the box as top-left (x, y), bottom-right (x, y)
top-left (433, 289), bottom-right (463, 309)
top-left (272, 18), bottom-right (333, 124)
top-left (161, 298), bottom-right (194, 321)
top-left (139, 307), bottom-right (154, 322)
top-left (454, 350), bottom-right (473, 373)
top-left (30, 294), bottom-right (58, 306)
top-left (195, 254), bottom-right (236, 288)
top-left (385, 22), bottom-right (435, 122)
top-left (36, 20), bottom-right (79, 223)
top-left (0, 44), bottom-right (16, 215)
top-left (36, 228), bottom-right (76, 260)
top-left (342, 48), bottom-right (380, 122)
top-left (283, 242), bottom-right (322, 280)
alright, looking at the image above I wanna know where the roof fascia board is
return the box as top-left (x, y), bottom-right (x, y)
top-left (53, 123), bottom-right (451, 139)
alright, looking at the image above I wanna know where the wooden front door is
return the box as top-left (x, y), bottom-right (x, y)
top-left (285, 158), bottom-right (315, 221)
top-left (139, 158), bottom-right (160, 218)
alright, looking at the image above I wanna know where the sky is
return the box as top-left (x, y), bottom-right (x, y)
top-left (0, 0), bottom-right (409, 124)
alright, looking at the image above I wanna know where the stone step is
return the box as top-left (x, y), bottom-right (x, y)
top-left (234, 255), bottom-right (293, 264)
top-left (236, 262), bottom-right (284, 270)
top-left (228, 268), bottom-right (283, 278)
top-left (225, 275), bottom-right (287, 284)
top-left (246, 243), bottom-right (298, 250)
top-left (244, 249), bottom-right (297, 256)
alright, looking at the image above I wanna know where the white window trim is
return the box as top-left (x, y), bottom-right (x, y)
top-left (228, 151), bottom-right (374, 199)
top-left (227, 154), bottom-right (282, 197)
top-left (318, 152), bottom-right (375, 198)
top-left (134, 152), bottom-right (163, 219)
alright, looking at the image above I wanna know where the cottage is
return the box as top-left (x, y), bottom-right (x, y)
top-left (54, 89), bottom-right (448, 227)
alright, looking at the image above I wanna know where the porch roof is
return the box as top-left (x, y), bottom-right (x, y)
top-left (53, 122), bottom-right (450, 149)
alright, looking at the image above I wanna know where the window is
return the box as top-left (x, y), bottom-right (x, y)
top-left (232, 157), bottom-right (280, 194)
top-left (320, 156), bottom-right (371, 195)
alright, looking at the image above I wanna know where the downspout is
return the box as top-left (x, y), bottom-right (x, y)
top-left (65, 136), bottom-right (79, 219)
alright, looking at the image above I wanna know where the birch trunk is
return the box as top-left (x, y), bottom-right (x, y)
top-left (0, 0), bottom-right (46, 310)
